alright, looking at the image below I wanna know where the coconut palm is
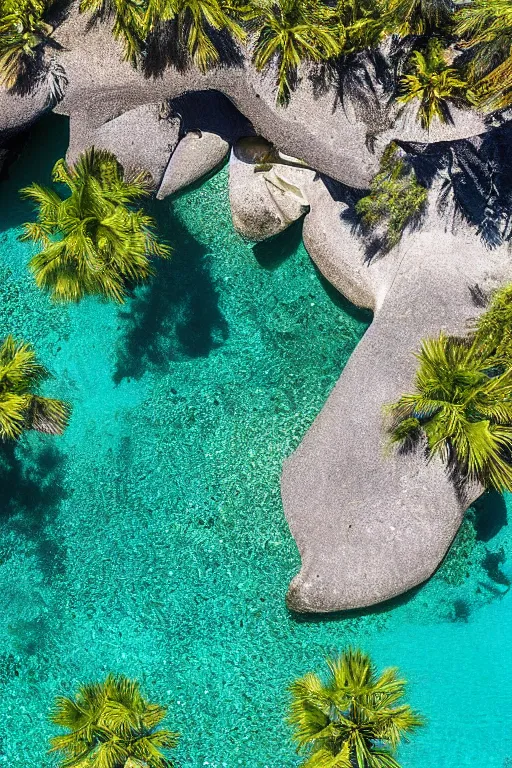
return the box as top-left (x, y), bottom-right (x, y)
top-left (455, 0), bottom-right (512, 111)
top-left (248, 0), bottom-right (344, 104)
top-left (288, 648), bottom-right (423, 768)
top-left (0, 335), bottom-right (70, 440)
top-left (389, 331), bottom-right (512, 491)
top-left (382, 0), bottom-right (453, 37)
top-left (20, 147), bottom-right (170, 303)
top-left (0, 0), bottom-right (55, 89)
top-left (50, 674), bottom-right (179, 768)
top-left (355, 142), bottom-right (427, 251)
top-left (398, 39), bottom-right (467, 128)
top-left (79, 0), bottom-right (149, 65)
top-left (145, 0), bottom-right (246, 73)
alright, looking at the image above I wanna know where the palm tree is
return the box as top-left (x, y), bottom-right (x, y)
top-left (382, 0), bottom-right (453, 37)
top-left (0, 0), bottom-right (54, 89)
top-left (50, 674), bottom-right (179, 768)
top-left (0, 335), bottom-right (70, 440)
top-left (145, 0), bottom-right (246, 73)
top-left (398, 39), bottom-right (467, 129)
top-left (455, 0), bottom-right (512, 111)
top-left (355, 141), bottom-right (428, 251)
top-left (79, 0), bottom-right (149, 65)
top-left (20, 147), bottom-right (170, 303)
top-left (389, 331), bottom-right (512, 491)
top-left (248, 0), bottom-right (344, 105)
top-left (288, 648), bottom-right (423, 768)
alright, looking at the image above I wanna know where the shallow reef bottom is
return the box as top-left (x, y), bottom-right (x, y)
top-left (0, 117), bottom-right (511, 767)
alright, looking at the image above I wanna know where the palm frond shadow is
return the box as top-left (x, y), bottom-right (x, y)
top-left (142, 19), bottom-right (243, 78)
top-left (309, 50), bottom-right (396, 129)
top-left (0, 441), bottom-right (68, 581)
top-left (404, 123), bottom-right (512, 248)
top-left (114, 201), bottom-right (229, 383)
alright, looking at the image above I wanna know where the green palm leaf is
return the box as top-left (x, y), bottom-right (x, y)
top-left (20, 148), bottom-right (170, 304)
top-left (389, 312), bottom-right (512, 492)
top-left (50, 675), bottom-right (178, 768)
top-left (0, 335), bottom-right (70, 440)
top-left (288, 650), bottom-right (423, 768)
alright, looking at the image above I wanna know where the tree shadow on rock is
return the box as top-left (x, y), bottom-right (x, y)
top-left (0, 440), bottom-right (68, 581)
top-left (114, 203), bottom-right (229, 383)
top-left (143, 19), bottom-right (243, 79)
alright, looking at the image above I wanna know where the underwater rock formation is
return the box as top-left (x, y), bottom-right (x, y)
top-left (1, 0), bottom-right (511, 612)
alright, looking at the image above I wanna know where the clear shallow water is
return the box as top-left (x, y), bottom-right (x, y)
top-left (0, 116), bottom-right (511, 767)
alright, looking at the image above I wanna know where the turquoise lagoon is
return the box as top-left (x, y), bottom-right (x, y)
top-left (0, 116), bottom-right (511, 767)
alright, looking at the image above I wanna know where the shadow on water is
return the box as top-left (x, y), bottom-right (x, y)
top-left (114, 201), bottom-right (229, 383)
top-left (0, 114), bottom-right (69, 233)
top-left (313, 264), bottom-right (373, 326)
top-left (471, 491), bottom-right (508, 543)
top-left (0, 441), bottom-right (68, 581)
top-left (252, 218), bottom-right (304, 271)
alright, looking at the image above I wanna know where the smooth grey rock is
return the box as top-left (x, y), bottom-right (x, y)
top-left (68, 104), bottom-right (180, 187)
top-left (229, 149), bottom-right (310, 240)
top-left (301, 177), bottom-right (399, 311)
top-left (50, 5), bottom-right (378, 189)
top-left (157, 131), bottom-right (229, 199)
top-left (0, 86), bottom-right (49, 136)
top-left (282, 206), bottom-right (512, 613)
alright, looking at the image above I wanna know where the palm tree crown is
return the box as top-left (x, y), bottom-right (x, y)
top-left (0, 0), bottom-right (54, 89)
top-left (382, 0), bottom-right (453, 37)
top-left (20, 147), bottom-right (170, 303)
top-left (79, 0), bottom-right (148, 65)
top-left (288, 648), bottom-right (424, 768)
top-left (50, 674), bottom-right (179, 768)
top-left (389, 325), bottom-right (512, 492)
top-left (398, 39), bottom-right (467, 129)
top-left (456, 0), bottom-right (512, 111)
top-left (249, 0), bottom-right (344, 104)
top-left (0, 335), bottom-right (70, 440)
top-left (145, 0), bottom-right (246, 72)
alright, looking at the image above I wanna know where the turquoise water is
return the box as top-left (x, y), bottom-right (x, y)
top-left (0, 116), bottom-right (511, 767)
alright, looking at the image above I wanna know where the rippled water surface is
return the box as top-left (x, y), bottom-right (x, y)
top-left (0, 116), bottom-right (511, 767)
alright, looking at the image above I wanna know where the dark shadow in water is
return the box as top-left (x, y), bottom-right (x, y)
top-left (471, 491), bottom-right (508, 543)
top-left (252, 218), bottom-right (304, 271)
top-left (114, 202), bottom-right (229, 383)
top-left (0, 114), bottom-right (69, 233)
top-left (449, 598), bottom-right (471, 623)
top-left (313, 264), bottom-right (373, 326)
top-left (482, 547), bottom-right (510, 589)
top-left (0, 441), bottom-right (68, 581)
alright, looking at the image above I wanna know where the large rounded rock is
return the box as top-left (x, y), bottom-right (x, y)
top-left (67, 104), bottom-right (180, 187)
top-left (282, 206), bottom-right (512, 613)
top-left (157, 131), bottom-right (229, 199)
top-left (0, 86), bottom-right (49, 137)
top-left (229, 147), bottom-right (310, 240)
